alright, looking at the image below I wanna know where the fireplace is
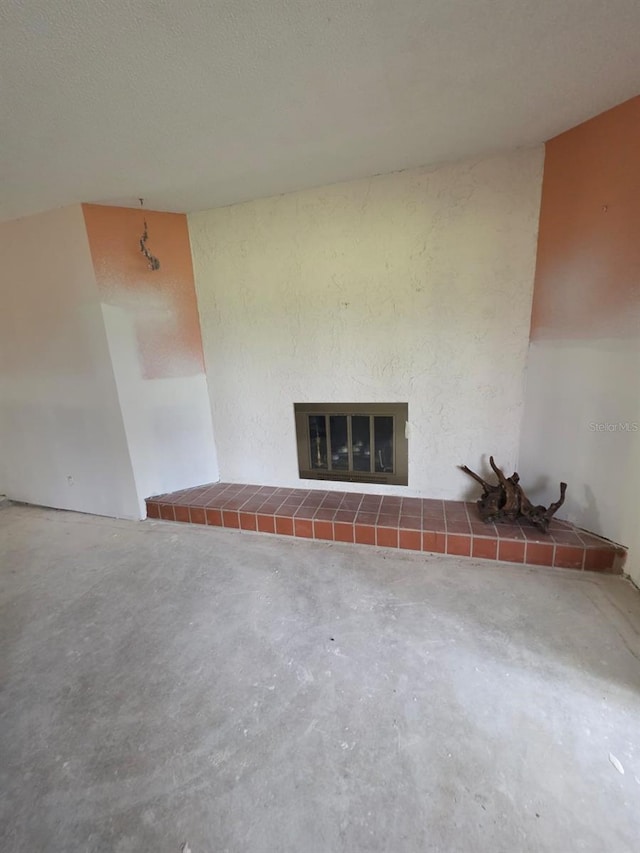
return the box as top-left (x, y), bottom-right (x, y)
top-left (294, 403), bottom-right (408, 485)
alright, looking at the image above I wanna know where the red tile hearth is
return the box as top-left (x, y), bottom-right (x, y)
top-left (146, 483), bottom-right (627, 574)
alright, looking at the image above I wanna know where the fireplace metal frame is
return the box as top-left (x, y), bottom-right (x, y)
top-left (294, 402), bottom-right (409, 486)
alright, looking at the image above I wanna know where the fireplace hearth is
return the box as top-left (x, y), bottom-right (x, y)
top-left (145, 482), bottom-right (626, 573)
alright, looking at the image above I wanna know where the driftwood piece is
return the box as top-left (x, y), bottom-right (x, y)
top-left (459, 456), bottom-right (567, 533)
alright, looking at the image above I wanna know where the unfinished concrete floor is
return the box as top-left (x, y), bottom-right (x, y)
top-left (1, 506), bottom-right (640, 852)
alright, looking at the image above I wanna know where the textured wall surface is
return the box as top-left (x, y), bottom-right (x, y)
top-left (190, 149), bottom-right (544, 497)
top-left (519, 97), bottom-right (640, 582)
top-left (83, 205), bottom-right (219, 510)
top-left (0, 205), bottom-right (140, 517)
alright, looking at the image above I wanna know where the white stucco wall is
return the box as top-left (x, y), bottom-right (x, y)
top-left (0, 206), bottom-right (140, 518)
top-left (189, 148), bottom-right (544, 497)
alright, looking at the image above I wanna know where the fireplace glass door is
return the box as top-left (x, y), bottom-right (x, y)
top-left (295, 404), bottom-right (408, 485)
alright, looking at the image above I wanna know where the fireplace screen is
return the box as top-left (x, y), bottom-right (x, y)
top-left (294, 403), bottom-right (408, 485)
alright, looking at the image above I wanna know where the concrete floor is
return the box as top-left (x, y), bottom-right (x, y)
top-left (1, 507), bottom-right (640, 853)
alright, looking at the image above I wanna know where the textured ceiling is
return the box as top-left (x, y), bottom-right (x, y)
top-left (1, 0), bottom-right (639, 222)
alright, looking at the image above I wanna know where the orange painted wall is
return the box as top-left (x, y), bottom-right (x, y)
top-left (82, 204), bottom-right (205, 379)
top-left (530, 95), bottom-right (640, 341)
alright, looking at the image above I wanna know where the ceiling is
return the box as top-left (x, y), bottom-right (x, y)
top-left (1, 0), bottom-right (639, 222)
